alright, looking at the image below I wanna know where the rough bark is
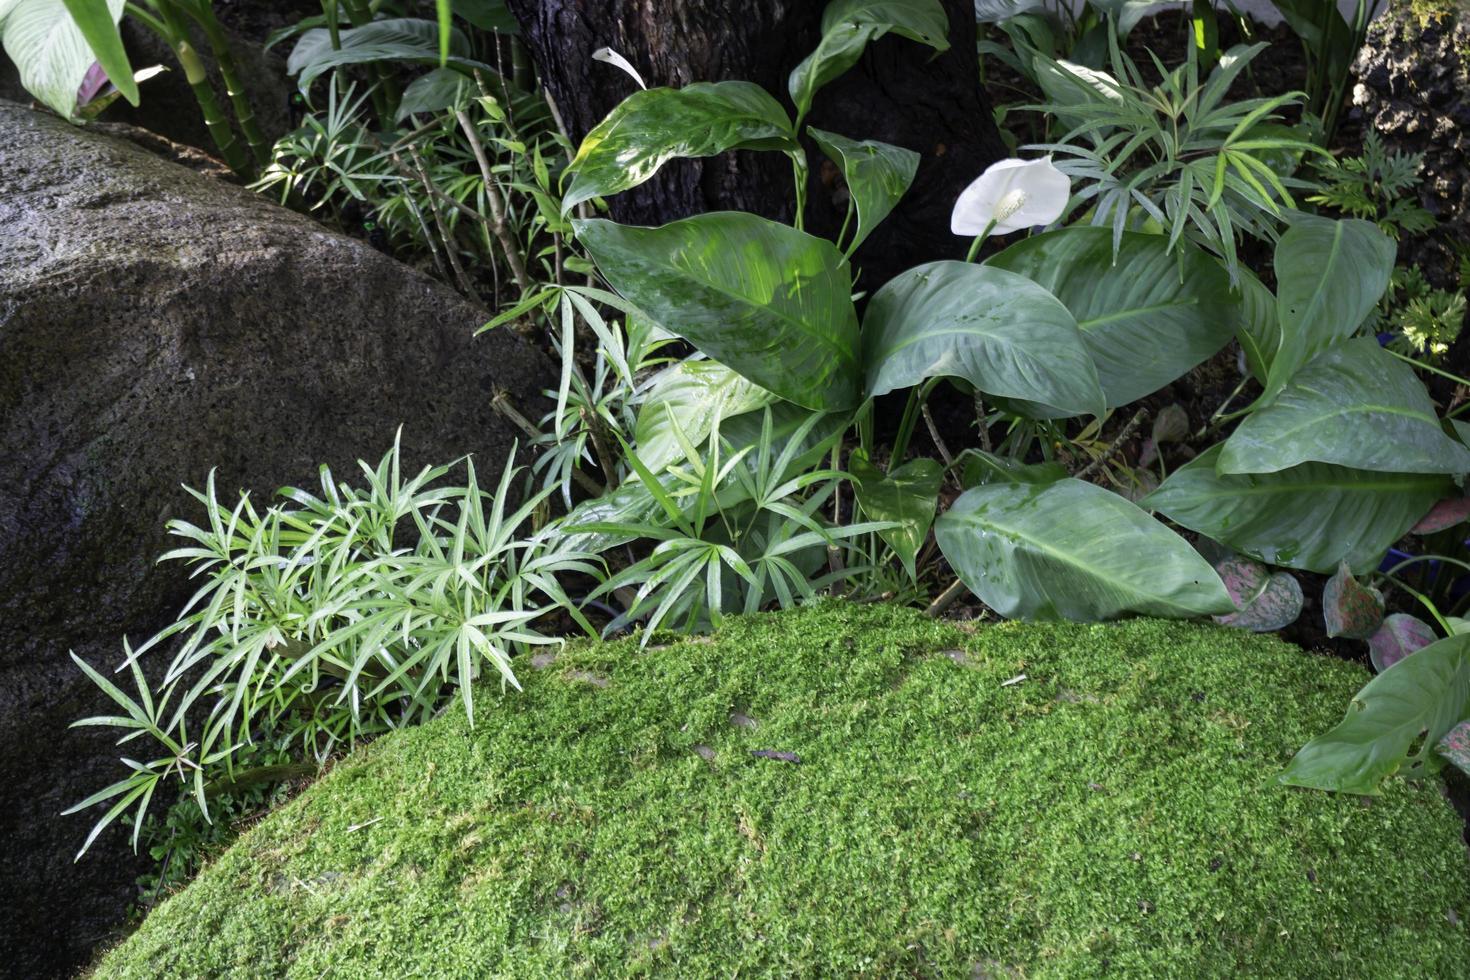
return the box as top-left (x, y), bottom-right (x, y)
top-left (505, 0), bottom-right (1007, 289)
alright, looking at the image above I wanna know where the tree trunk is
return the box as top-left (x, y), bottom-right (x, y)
top-left (506, 0), bottom-right (1007, 289)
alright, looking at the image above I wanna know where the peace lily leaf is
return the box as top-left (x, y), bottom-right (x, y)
top-left (848, 450), bottom-right (943, 579)
top-left (574, 213), bottom-right (862, 412)
top-left (987, 228), bottom-right (1237, 408)
top-left (862, 260), bottom-right (1104, 418)
top-left (288, 19), bottom-right (484, 92)
top-left (563, 82), bottom-right (799, 215)
top-left (1412, 497), bottom-right (1470, 534)
top-left (958, 448), bottom-right (1067, 488)
top-left (1220, 338), bottom-right (1470, 475)
top-left (396, 67), bottom-right (472, 120)
top-left (452, 0), bottom-right (518, 34)
top-left (1143, 444), bottom-right (1450, 574)
top-left (1369, 614), bottom-right (1436, 673)
top-left (808, 127), bottom-right (919, 253)
top-left (1436, 721), bottom-right (1470, 777)
top-left (1260, 214), bottom-right (1394, 406)
top-left (934, 478), bottom-right (1233, 621)
top-left (1234, 265), bottom-right (1278, 384)
top-left (1323, 560), bottom-right (1384, 640)
top-left (633, 360), bottom-right (778, 474)
top-left (788, 0), bottom-right (949, 123)
top-left (0, 0), bottom-right (125, 119)
top-left (1280, 632), bottom-right (1470, 795)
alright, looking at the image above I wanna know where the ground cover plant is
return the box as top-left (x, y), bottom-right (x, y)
top-left (10, 0), bottom-right (1470, 958)
top-left (91, 602), bottom-right (1470, 977)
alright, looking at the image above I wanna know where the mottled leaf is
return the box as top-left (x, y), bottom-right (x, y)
top-left (808, 128), bottom-right (919, 253)
top-left (1323, 561), bottom-right (1385, 639)
top-left (1368, 614), bottom-right (1437, 673)
top-left (958, 449), bottom-right (1067, 488)
top-left (1412, 497), bottom-right (1470, 535)
top-left (1437, 721), bottom-right (1470, 776)
top-left (848, 450), bottom-right (943, 580)
top-left (563, 82), bottom-right (799, 214)
top-left (1214, 568), bottom-right (1303, 632)
top-left (633, 360), bottom-right (778, 474)
top-left (788, 0), bottom-right (949, 122)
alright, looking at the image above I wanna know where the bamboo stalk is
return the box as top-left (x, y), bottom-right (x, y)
top-left (455, 108), bottom-right (532, 293)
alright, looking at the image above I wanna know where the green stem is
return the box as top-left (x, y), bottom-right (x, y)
top-left (1386, 347), bottom-right (1470, 388)
top-left (142, 1), bottom-right (250, 176)
top-left (964, 220), bottom-right (998, 263)
top-left (186, 0), bottom-right (269, 167)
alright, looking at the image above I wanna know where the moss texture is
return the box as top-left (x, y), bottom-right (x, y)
top-left (96, 602), bottom-right (1469, 978)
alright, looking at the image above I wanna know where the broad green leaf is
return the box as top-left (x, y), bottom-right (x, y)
top-left (788, 0), bottom-right (949, 122)
top-left (848, 450), bottom-right (943, 579)
top-left (1234, 264), bottom-right (1277, 384)
top-left (861, 260), bottom-right (1105, 417)
top-left (633, 360), bottom-right (779, 474)
top-left (958, 448), bottom-right (1067, 488)
top-left (453, 0), bottom-right (519, 33)
top-left (60, 0), bottom-right (133, 106)
top-left (808, 128), bottom-right (919, 253)
top-left (1220, 338), bottom-right (1470, 475)
top-left (934, 478), bottom-right (1233, 620)
top-left (0, 0), bottom-right (125, 119)
top-left (1143, 444), bottom-right (1449, 574)
top-left (396, 67), bottom-right (472, 120)
top-left (575, 213), bottom-right (862, 412)
top-left (1260, 214), bottom-right (1394, 405)
top-left (288, 19), bottom-right (483, 92)
top-left (1280, 633), bottom-right (1470, 795)
top-left (986, 228), bottom-right (1238, 408)
top-left (563, 82), bottom-right (799, 215)
top-left (1368, 614), bottom-right (1435, 673)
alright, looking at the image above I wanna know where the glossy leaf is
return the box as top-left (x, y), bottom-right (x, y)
top-left (987, 228), bottom-right (1238, 408)
top-left (575, 213), bottom-right (861, 411)
top-left (1435, 720), bottom-right (1470, 777)
top-left (633, 360), bottom-right (778, 474)
top-left (1322, 561), bottom-right (1384, 640)
top-left (958, 449), bottom-right (1067, 488)
top-left (1211, 556), bottom-right (1302, 632)
top-left (1412, 497), bottom-right (1470, 535)
top-left (0, 0), bottom-right (125, 118)
top-left (563, 82), bottom-right (799, 215)
top-left (1234, 265), bottom-right (1278, 384)
top-left (1369, 614), bottom-right (1436, 673)
top-left (1143, 444), bottom-right (1450, 574)
top-left (861, 260), bottom-right (1104, 417)
top-left (453, 0), bottom-right (518, 33)
top-left (848, 450), bottom-right (943, 579)
top-left (288, 19), bottom-right (483, 92)
top-left (396, 67), bottom-right (471, 120)
top-left (1220, 338), bottom-right (1470, 475)
top-left (788, 0), bottom-right (949, 122)
top-left (1280, 633), bottom-right (1470, 795)
top-left (808, 127), bottom-right (919, 253)
top-left (60, 0), bottom-right (134, 106)
top-left (934, 478), bottom-right (1232, 621)
top-left (1260, 214), bottom-right (1394, 405)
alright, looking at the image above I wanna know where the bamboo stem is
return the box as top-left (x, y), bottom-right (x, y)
top-left (456, 108), bottom-right (532, 292)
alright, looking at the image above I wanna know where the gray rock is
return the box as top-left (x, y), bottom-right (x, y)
top-left (0, 98), bottom-right (551, 977)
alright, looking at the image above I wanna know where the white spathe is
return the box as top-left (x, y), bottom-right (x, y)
top-left (950, 157), bottom-right (1071, 236)
top-left (592, 46), bottom-right (646, 90)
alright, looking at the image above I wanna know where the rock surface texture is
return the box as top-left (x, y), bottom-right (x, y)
top-left (0, 98), bottom-right (550, 978)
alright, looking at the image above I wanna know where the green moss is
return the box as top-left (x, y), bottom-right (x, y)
top-left (96, 602), bottom-right (1469, 978)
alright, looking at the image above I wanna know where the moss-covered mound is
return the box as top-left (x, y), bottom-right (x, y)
top-left (97, 602), bottom-right (1469, 978)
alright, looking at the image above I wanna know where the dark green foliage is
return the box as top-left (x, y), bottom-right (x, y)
top-left (96, 602), bottom-right (1470, 978)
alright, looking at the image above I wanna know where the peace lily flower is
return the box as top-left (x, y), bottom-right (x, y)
top-left (950, 156), bottom-right (1071, 240)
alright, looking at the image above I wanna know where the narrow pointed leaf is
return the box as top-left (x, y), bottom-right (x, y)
top-left (935, 478), bottom-right (1232, 620)
top-left (862, 260), bottom-right (1105, 417)
top-left (575, 213), bottom-right (861, 411)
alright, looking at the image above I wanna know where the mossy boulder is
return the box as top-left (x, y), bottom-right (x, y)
top-left (97, 602), bottom-right (1469, 977)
